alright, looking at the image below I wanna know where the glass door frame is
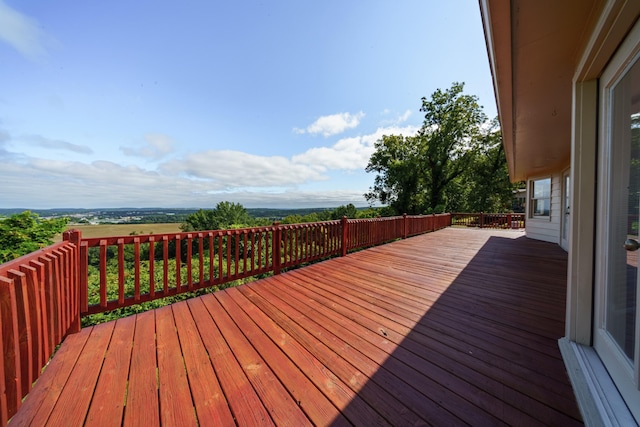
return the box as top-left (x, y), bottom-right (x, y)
top-left (594, 19), bottom-right (640, 420)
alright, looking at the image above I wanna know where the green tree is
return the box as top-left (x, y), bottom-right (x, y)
top-left (418, 82), bottom-right (486, 212)
top-left (365, 134), bottom-right (424, 214)
top-left (282, 214), bottom-right (304, 224)
top-left (181, 201), bottom-right (253, 232)
top-left (355, 207), bottom-right (381, 218)
top-left (366, 82), bottom-right (488, 214)
top-left (0, 211), bottom-right (69, 263)
top-left (331, 203), bottom-right (359, 219)
top-left (181, 209), bottom-right (218, 232)
top-left (463, 120), bottom-right (515, 212)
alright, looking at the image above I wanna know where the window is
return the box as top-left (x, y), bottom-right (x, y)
top-left (530, 178), bottom-right (551, 218)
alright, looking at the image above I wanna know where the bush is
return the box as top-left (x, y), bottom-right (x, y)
top-left (0, 211), bottom-right (69, 263)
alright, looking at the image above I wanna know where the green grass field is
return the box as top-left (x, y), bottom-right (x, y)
top-left (57, 223), bottom-right (182, 241)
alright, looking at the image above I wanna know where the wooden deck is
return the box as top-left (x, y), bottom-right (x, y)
top-left (9, 228), bottom-right (582, 426)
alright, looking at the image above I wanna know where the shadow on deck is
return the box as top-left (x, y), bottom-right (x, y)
top-left (10, 228), bottom-right (581, 426)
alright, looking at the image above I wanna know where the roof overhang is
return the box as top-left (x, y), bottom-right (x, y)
top-left (479, 0), bottom-right (604, 182)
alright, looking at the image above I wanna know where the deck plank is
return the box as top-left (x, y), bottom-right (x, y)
top-left (246, 279), bottom-right (466, 426)
top-left (172, 300), bottom-right (235, 426)
top-left (46, 321), bottom-right (115, 426)
top-left (8, 327), bottom-right (91, 426)
top-left (123, 310), bottom-right (159, 426)
top-left (201, 294), bottom-right (312, 426)
top-left (226, 286), bottom-right (390, 426)
top-left (9, 228), bottom-right (583, 426)
top-left (297, 263), bottom-right (577, 400)
top-left (155, 305), bottom-right (197, 426)
top-left (237, 284), bottom-right (425, 426)
top-left (265, 274), bottom-right (512, 426)
top-left (289, 267), bottom-right (580, 425)
top-left (218, 288), bottom-right (348, 426)
top-left (186, 296), bottom-right (274, 426)
top-left (85, 315), bottom-right (135, 426)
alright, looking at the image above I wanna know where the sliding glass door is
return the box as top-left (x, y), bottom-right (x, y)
top-left (595, 21), bottom-right (640, 421)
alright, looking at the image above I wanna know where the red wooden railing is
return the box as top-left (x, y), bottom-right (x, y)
top-left (78, 226), bottom-right (278, 315)
top-left (276, 220), bottom-right (343, 272)
top-left (0, 213), bottom-right (451, 425)
top-left (344, 213), bottom-right (450, 252)
top-left (74, 214), bottom-right (450, 316)
top-left (451, 212), bottom-right (525, 229)
top-left (0, 237), bottom-right (79, 424)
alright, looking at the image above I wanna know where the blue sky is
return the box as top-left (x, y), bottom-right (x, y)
top-left (0, 0), bottom-right (496, 209)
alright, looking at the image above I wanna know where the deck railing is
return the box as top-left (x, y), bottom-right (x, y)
top-left (451, 212), bottom-right (525, 229)
top-left (0, 212), bottom-right (454, 424)
top-left (0, 239), bottom-right (80, 422)
top-left (73, 214), bottom-right (450, 316)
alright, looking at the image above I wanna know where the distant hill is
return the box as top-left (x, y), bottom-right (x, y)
top-left (0, 207), bottom-right (347, 222)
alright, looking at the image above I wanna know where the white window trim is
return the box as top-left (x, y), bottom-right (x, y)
top-left (529, 177), bottom-right (552, 220)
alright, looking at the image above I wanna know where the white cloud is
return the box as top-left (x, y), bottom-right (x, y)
top-left (0, 158), bottom-right (223, 207)
top-left (0, 125), bottom-right (420, 209)
top-left (379, 109), bottom-right (413, 126)
top-left (0, 1), bottom-right (47, 61)
top-left (120, 133), bottom-right (174, 159)
top-left (397, 109), bottom-right (412, 123)
top-left (22, 134), bottom-right (93, 154)
top-left (0, 156), bottom-right (365, 208)
top-left (293, 125), bottom-right (420, 171)
top-left (161, 150), bottom-right (326, 187)
top-left (294, 111), bottom-right (365, 137)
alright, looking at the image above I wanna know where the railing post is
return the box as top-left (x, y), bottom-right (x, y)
top-left (63, 229), bottom-right (82, 333)
top-left (507, 213), bottom-right (513, 229)
top-left (273, 222), bottom-right (282, 275)
top-left (341, 216), bottom-right (348, 257)
top-left (403, 213), bottom-right (408, 238)
top-left (480, 212), bottom-right (484, 228)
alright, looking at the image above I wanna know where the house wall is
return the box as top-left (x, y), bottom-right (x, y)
top-left (526, 173), bottom-right (562, 243)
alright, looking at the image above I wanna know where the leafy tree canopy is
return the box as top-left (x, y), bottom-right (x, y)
top-left (366, 82), bottom-right (517, 214)
top-left (0, 211), bottom-right (69, 263)
top-left (461, 119), bottom-right (514, 212)
top-left (331, 203), bottom-right (359, 219)
top-left (181, 201), bottom-right (253, 232)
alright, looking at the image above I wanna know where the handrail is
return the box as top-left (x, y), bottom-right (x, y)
top-left (451, 212), bottom-right (525, 229)
top-left (0, 240), bottom-right (79, 422)
top-left (72, 214), bottom-right (450, 316)
top-left (77, 226), bottom-right (278, 315)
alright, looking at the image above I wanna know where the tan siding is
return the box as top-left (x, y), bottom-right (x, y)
top-left (527, 174), bottom-right (562, 244)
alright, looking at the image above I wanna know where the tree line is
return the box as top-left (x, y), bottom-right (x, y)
top-left (179, 201), bottom-right (385, 232)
